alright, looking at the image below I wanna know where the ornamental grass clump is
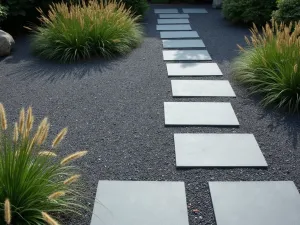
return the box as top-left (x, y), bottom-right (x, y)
top-left (0, 103), bottom-right (87, 224)
top-left (232, 20), bottom-right (300, 113)
top-left (29, 0), bottom-right (143, 63)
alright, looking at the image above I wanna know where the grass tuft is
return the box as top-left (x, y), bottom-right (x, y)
top-left (0, 104), bottom-right (87, 224)
top-left (232, 20), bottom-right (300, 113)
top-left (29, 0), bottom-right (144, 63)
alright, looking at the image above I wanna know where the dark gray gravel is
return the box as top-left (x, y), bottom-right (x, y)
top-left (0, 4), bottom-right (300, 225)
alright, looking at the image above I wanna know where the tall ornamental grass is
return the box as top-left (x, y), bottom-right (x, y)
top-left (0, 104), bottom-right (87, 224)
top-left (29, 0), bottom-right (143, 63)
top-left (232, 20), bottom-right (300, 113)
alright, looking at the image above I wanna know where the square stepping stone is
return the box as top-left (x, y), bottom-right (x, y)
top-left (209, 181), bottom-right (300, 225)
top-left (163, 40), bottom-right (205, 48)
top-left (163, 50), bottom-right (212, 61)
top-left (167, 63), bottom-right (223, 76)
top-left (90, 181), bottom-right (189, 225)
top-left (164, 102), bottom-right (239, 126)
top-left (171, 80), bottom-right (236, 97)
top-left (174, 134), bottom-right (267, 167)
top-left (157, 19), bottom-right (190, 24)
top-left (160, 31), bottom-right (199, 39)
top-left (156, 24), bottom-right (192, 31)
top-left (182, 8), bottom-right (208, 13)
top-left (159, 14), bottom-right (189, 18)
top-left (154, 9), bottom-right (179, 14)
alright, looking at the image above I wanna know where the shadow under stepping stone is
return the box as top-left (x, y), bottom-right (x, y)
top-left (160, 31), bottom-right (199, 39)
top-left (167, 63), bottom-right (223, 76)
top-left (156, 24), bottom-right (192, 31)
top-left (209, 181), bottom-right (300, 225)
top-left (159, 14), bottom-right (189, 18)
top-left (182, 8), bottom-right (208, 13)
top-left (163, 50), bottom-right (212, 61)
top-left (174, 133), bottom-right (267, 167)
top-left (163, 39), bottom-right (205, 48)
top-left (157, 19), bottom-right (190, 24)
top-left (154, 9), bottom-right (178, 14)
top-left (90, 181), bottom-right (189, 225)
top-left (164, 102), bottom-right (239, 126)
top-left (171, 80), bottom-right (235, 97)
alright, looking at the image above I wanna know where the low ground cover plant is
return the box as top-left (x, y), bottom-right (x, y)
top-left (222, 0), bottom-right (277, 25)
top-left (232, 20), bottom-right (300, 113)
top-left (29, 0), bottom-right (143, 63)
top-left (118, 0), bottom-right (149, 17)
top-left (0, 5), bottom-right (8, 23)
top-left (0, 103), bottom-right (87, 224)
top-left (273, 0), bottom-right (300, 25)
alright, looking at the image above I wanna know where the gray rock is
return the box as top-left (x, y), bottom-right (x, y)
top-left (0, 30), bottom-right (15, 56)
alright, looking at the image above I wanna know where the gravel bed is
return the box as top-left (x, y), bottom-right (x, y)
top-left (0, 4), bottom-right (299, 225)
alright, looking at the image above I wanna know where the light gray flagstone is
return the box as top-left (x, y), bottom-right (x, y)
top-left (162, 39), bottom-right (205, 48)
top-left (174, 133), bottom-right (267, 167)
top-left (163, 50), bottom-right (211, 61)
top-left (90, 181), bottom-right (189, 225)
top-left (157, 19), bottom-right (190, 24)
top-left (164, 102), bottom-right (239, 126)
top-left (159, 14), bottom-right (189, 18)
top-left (167, 63), bottom-right (223, 76)
top-left (209, 181), bottom-right (300, 225)
top-left (156, 24), bottom-right (192, 31)
top-left (154, 9), bottom-right (179, 13)
top-left (160, 31), bottom-right (199, 39)
top-left (182, 8), bottom-right (208, 13)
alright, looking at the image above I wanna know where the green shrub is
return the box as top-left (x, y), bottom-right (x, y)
top-left (118, 0), bottom-right (149, 17)
top-left (222, 0), bottom-right (277, 25)
top-left (273, 0), bottom-right (300, 24)
top-left (232, 21), bottom-right (300, 113)
top-left (0, 5), bottom-right (8, 23)
top-left (0, 104), bottom-right (87, 224)
top-left (29, 0), bottom-right (143, 63)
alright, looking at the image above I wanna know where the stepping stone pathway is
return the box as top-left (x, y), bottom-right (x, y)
top-left (171, 80), bottom-right (235, 97)
top-left (163, 39), bottom-right (205, 48)
top-left (159, 14), bottom-right (189, 18)
top-left (182, 8), bottom-right (208, 13)
top-left (157, 19), bottom-right (190, 24)
top-left (91, 7), bottom-right (300, 225)
top-left (164, 102), bottom-right (239, 126)
top-left (163, 50), bottom-right (212, 61)
top-left (160, 31), bottom-right (199, 39)
top-left (154, 9), bottom-right (179, 14)
top-left (91, 181), bottom-right (189, 225)
top-left (156, 24), bottom-right (192, 31)
top-left (167, 63), bottom-right (223, 76)
top-left (174, 133), bottom-right (267, 167)
top-left (209, 181), bottom-right (300, 225)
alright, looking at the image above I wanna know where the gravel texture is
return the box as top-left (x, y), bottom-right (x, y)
top-left (0, 4), bottom-right (300, 225)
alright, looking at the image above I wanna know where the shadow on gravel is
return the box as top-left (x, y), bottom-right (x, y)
top-left (0, 36), bottom-right (119, 83)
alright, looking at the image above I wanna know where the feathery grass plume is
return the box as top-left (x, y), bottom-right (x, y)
top-left (48, 191), bottom-right (65, 200)
top-left (61, 151), bottom-right (88, 166)
top-left (29, 0), bottom-right (143, 63)
top-left (0, 105), bottom-right (87, 224)
top-left (52, 127), bottom-right (67, 148)
top-left (38, 151), bottom-right (57, 157)
top-left (42, 212), bottom-right (59, 225)
top-left (232, 19), bottom-right (300, 113)
top-left (64, 174), bottom-right (81, 185)
top-left (13, 123), bottom-right (18, 142)
top-left (18, 108), bottom-right (25, 135)
top-left (0, 103), bottom-right (7, 130)
top-left (4, 199), bottom-right (11, 225)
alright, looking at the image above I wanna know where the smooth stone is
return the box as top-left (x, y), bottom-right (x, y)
top-left (157, 19), bottom-right (190, 24)
top-left (160, 31), bottom-right (199, 39)
top-left (154, 9), bottom-right (179, 13)
top-left (159, 14), bottom-right (189, 18)
top-left (90, 181), bottom-right (189, 225)
top-left (174, 133), bottom-right (267, 167)
top-left (164, 102), bottom-right (239, 126)
top-left (171, 80), bottom-right (235, 97)
top-left (163, 39), bottom-right (205, 48)
top-left (182, 8), bottom-right (208, 13)
top-left (209, 181), bottom-right (300, 225)
top-left (0, 30), bottom-right (15, 56)
top-left (156, 24), bottom-right (192, 31)
top-left (167, 63), bottom-right (223, 76)
top-left (163, 50), bottom-right (211, 61)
